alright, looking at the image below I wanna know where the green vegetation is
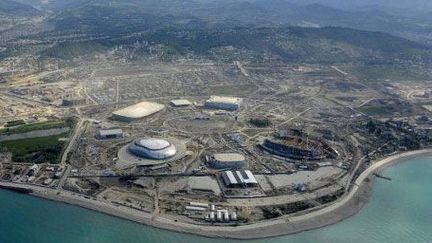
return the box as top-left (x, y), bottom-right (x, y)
top-left (261, 201), bottom-right (313, 219)
top-left (4, 120), bottom-right (25, 127)
top-left (0, 118), bottom-right (76, 164)
top-left (249, 117), bottom-right (272, 128)
top-left (291, 27), bottom-right (426, 55)
top-left (315, 189), bottom-right (344, 204)
top-left (135, 27), bottom-right (431, 64)
top-left (0, 0), bottom-right (39, 16)
top-left (348, 65), bottom-right (430, 83)
top-left (37, 24), bottom-right (432, 65)
top-left (41, 41), bottom-right (108, 59)
top-left (357, 105), bottom-right (389, 116)
top-left (160, 44), bottom-right (184, 60)
top-left (353, 119), bottom-right (429, 156)
top-left (0, 118), bottom-right (75, 135)
top-left (0, 133), bottom-right (69, 164)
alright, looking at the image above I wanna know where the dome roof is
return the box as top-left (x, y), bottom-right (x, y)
top-left (136, 138), bottom-right (170, 150)
top-left (129, 138), bottom-right (177, 160)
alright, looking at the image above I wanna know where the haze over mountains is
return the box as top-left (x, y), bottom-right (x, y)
top-left (0, 0), bottom-right (40, 15)
top-left (4, 0), bottom-right (432, 45)
top-left (278, 0), bottom-right (432, 11)
top-left (1, 0), bottom-right (432, 66)
top-left (13, 0), bottom-right (432, 11)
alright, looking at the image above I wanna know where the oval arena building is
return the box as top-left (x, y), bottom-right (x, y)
top-left (128, 138), bottom-right (177, 160)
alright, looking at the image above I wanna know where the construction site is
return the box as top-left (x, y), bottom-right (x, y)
top-left (0, 60), bottom-right (431, 227)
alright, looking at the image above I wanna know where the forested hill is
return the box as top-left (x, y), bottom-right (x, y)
top-left (39, 26), bottom-right (432, 64)
top-left (0, 0), bottom-right (40, 16)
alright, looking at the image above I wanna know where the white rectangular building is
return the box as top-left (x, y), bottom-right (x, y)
top-left (221, 171), bottom-right (239, 187)
top-left (170, 99), bottom-right (192, 107)
top-left (240, 170), bottom-right (258, 185)
top-left (205, 96), bottom-right (242, 111)
top-left (222, 170), bottom-right (258, 188)
top-left (97, 129), bottom-right (123, 139)
top-left (189, 202), bottom-right (209, 208)
top-left (185, 206), bottom-right (206, 212)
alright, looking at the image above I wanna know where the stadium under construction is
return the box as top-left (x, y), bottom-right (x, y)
top-left (260, 130), bottom-right (339, 161)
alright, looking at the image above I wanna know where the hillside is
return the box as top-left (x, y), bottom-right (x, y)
top-left (42, 0), bottom-right (432, 45)
top-left (2, 0), bottom-right (431, 65)
top-left (38, 26), bottom-right (432, 64)
top-left (0, 0), bottom-right (40, 16)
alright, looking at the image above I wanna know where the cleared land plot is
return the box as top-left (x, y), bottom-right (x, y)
top-left (187, 176), bottom-right (222, 195)
top-left (357, 105), bottom-right (389, 116)
top-left (210, 84), bottom-right (257, 96)
top-left (255, 175), bottom-right (273, 192)
top-left (267, 167), bottom-right (344, 189)
top-left (159, 176), bottom-right (221, 195)
top-left (347, 65), bottom-right (429, 83)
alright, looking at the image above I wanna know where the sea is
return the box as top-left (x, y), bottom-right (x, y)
top-left (0, 156), bottom-right (431, 243)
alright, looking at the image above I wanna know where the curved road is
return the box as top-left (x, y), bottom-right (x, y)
top-left (1, 147), bottom-right (431, 239)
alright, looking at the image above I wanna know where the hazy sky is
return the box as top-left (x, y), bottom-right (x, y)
top-left (261, 0), bottom-right (432, 11)
top-left (14, 0), bottom-right (432, 13)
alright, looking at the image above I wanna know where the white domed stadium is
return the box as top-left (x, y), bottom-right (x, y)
top-left (129, 138), bottom-right (176, 160)
top-left (116, 137), bottom-right (187, 169)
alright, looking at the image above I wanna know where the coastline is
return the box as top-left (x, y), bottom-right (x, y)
top-left (1, 149), bottom-right (431, 240)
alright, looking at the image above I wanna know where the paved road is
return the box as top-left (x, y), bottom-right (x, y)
top-left (57, 118), bottom-right (85, 189)
top-left (57, 166), bottom-right (71, 189)
top-left (60, 119), bottom-right (84, 165)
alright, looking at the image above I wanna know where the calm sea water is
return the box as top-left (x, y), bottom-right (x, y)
top-left (1, 156), bottom-right (431, 243)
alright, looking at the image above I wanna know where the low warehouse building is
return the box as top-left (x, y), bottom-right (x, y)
top-left (205, 96), bottom-right (242, 111)
top-left (221, 171), bottom-right (239, 188)
top-left (221, 170), bottom-right (258, 188)
top-left (207, 153), bottom-right (245, 169)
top-left (170, 99), bottom-right (192, 107)
top-left (97, 129), bottom-right (123, 139)
top-left (236, 170), bottom-right (258, 187)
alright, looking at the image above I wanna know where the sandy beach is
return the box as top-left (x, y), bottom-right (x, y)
top-left (1, 149), bottom-right (431, 239)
